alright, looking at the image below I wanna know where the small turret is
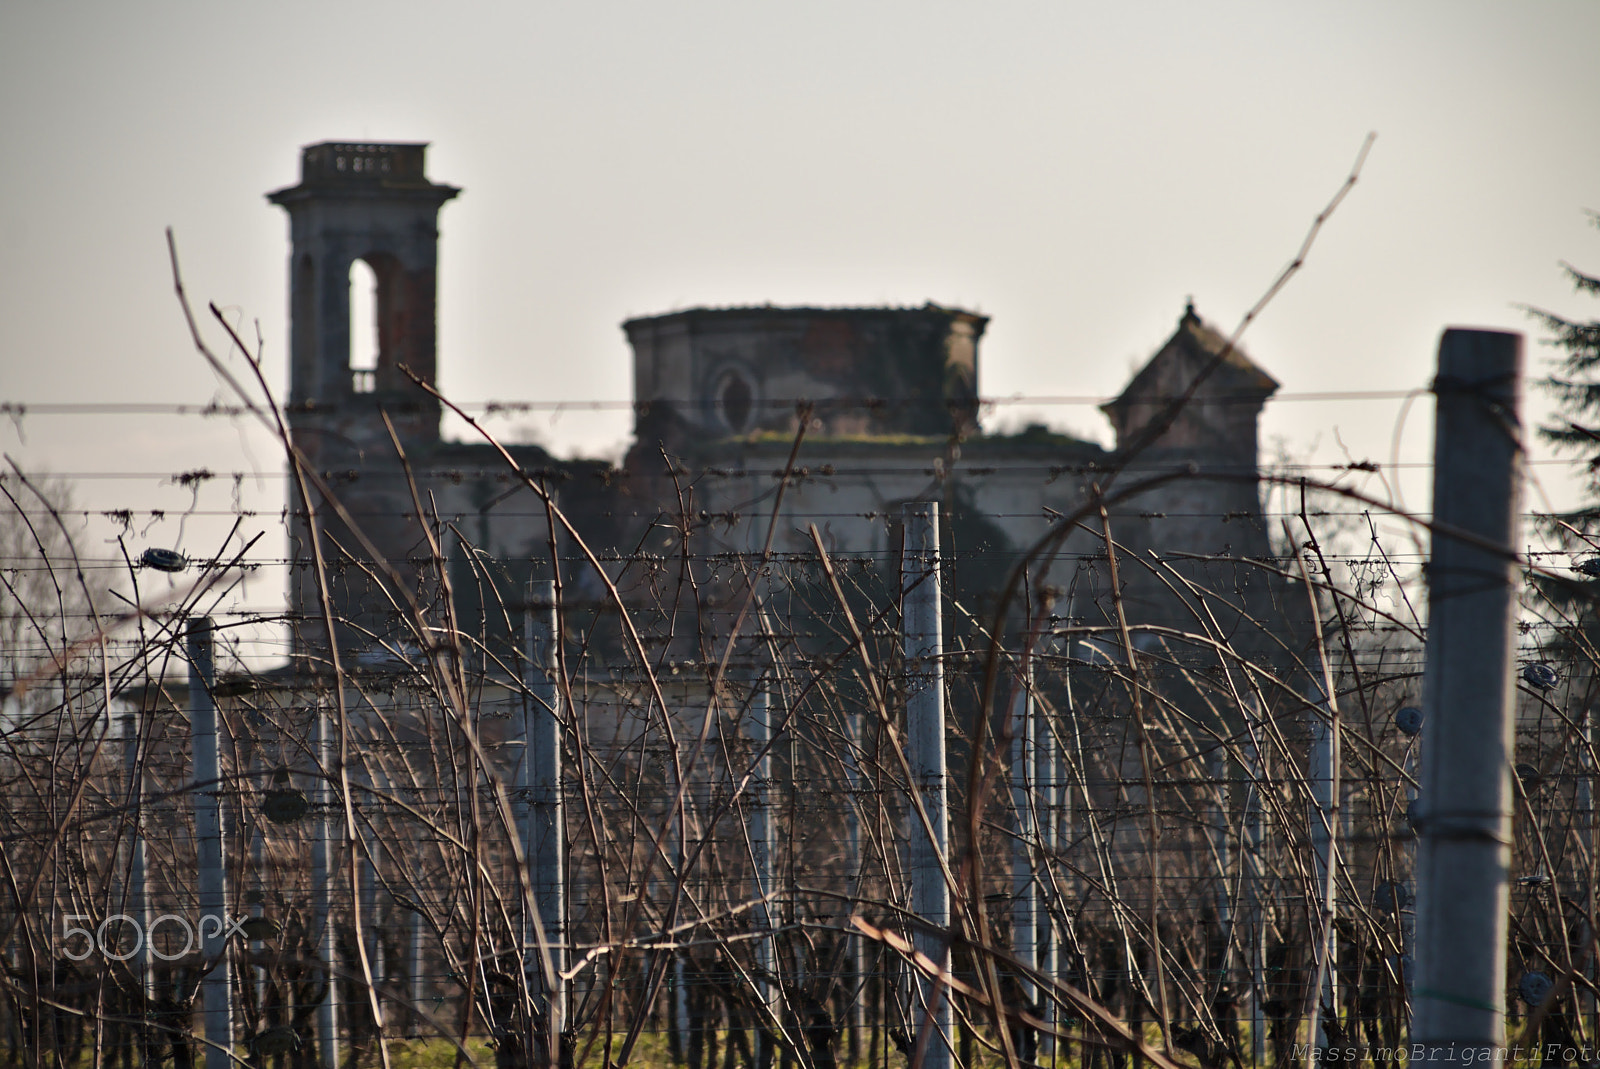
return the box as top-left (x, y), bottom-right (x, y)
top-left (1101, 301), bottom-right (1279, 471)
top-left (1097, 303), bottom-right (1300, 666)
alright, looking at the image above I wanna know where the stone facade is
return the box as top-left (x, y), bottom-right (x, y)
top-left (268, 142), bottom-right (1301, 670)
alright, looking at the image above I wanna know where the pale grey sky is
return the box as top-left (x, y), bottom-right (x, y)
top-left (2, 0), bottom-right (1597, 651)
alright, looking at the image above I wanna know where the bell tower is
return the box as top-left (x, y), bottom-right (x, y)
top-left (268, 143), bottom-right (460, 659)
top-left (268, 142), bottom-right (459, 454)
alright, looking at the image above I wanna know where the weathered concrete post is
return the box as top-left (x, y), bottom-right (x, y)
top-left (313, 701), bottom-right (339, 1067)
top-left (747, 685), bottom-right (777, 1069)
top-left (1207, 745), bottom-right (1233, 1030)
top-left (121, 712), bottom-right (150, 1006)
top-left (187, 617), bottom-right (232, 1069)
top-left (901, 502), bottom-right (952, 1069)
top-left (360, 767), bottom-right (383, 997)
top-left (409, 903), bottom-right (425, 1034)
top-left (1035, 659), bottom-right (1060, 1059)
top-left (1413, 328), bottom-right (1524, 1062)
top-left (247, 745), bottom-right (267, 1011)
top-left (1010, 663), bottom-right (1038, 1050)
top-left (1307, 683), bottom-right (1339, 1049)
top-left (1243, 741), bottom-right (1266, 1067)
top-left (1401, 720), bottom-right (1421, 996)
top-left (1583, 710), bottom-right (1597, 1035)
top-left (844, 703), bottom-right (867, 1062)
top-left (524, 580), bottom-right (567, 1064)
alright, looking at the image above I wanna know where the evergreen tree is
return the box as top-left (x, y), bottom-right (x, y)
top-left (1533, 210), bottom-right (1600, 525)
top-left (1527, 212), bottom-right (1600, 655)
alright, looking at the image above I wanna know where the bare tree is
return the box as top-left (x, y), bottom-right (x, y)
top-left (0, 470), bottom-right (99, 707)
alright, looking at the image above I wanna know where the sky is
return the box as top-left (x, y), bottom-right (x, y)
top-left (2, 1), bottom-right (1598, 659)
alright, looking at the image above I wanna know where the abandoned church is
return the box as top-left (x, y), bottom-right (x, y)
top-left (267, 140), bottom-right (1303, 671)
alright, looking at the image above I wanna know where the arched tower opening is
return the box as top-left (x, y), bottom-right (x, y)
top-left (347, 252), bottom-right (409, 396)
top-left (349, 257), bottom-right (379, 393)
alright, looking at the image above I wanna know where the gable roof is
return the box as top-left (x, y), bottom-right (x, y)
top-left (1102, 302), bottom-right (1279, 416)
